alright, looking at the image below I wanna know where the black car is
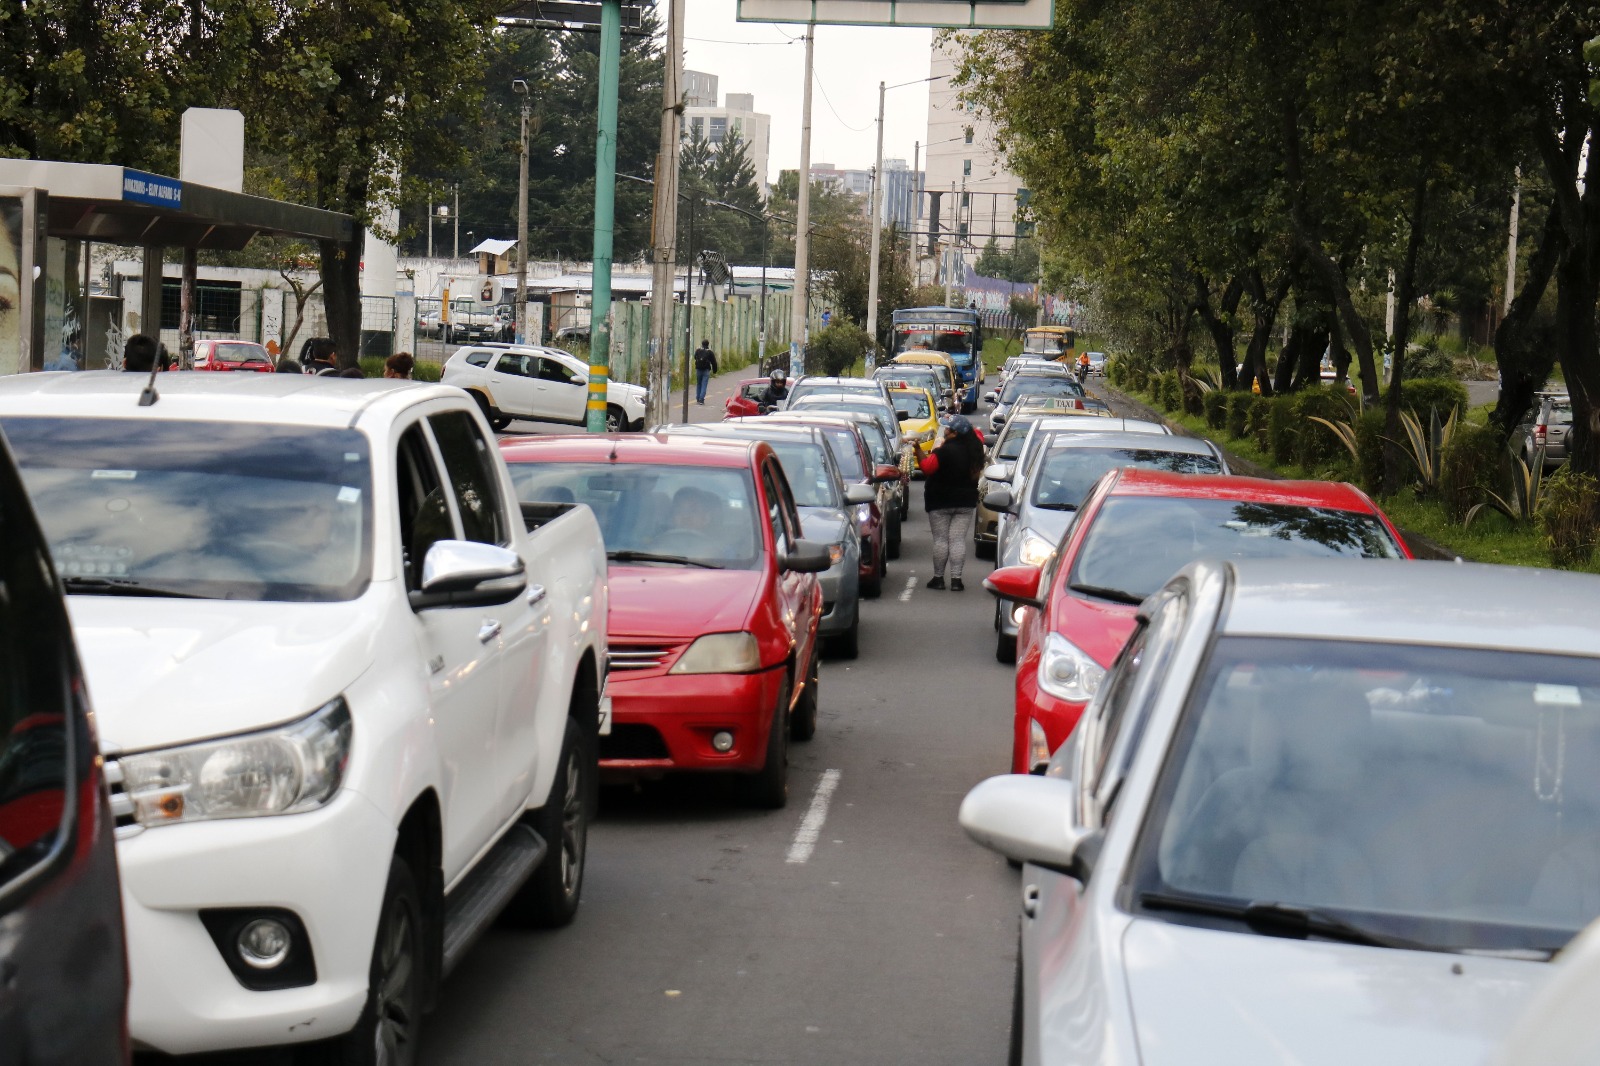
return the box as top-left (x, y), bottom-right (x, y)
top-left (0, 428), bottom-right (128, 1063)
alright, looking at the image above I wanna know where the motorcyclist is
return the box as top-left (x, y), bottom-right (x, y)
top-left (1076, 350), bottom-right (1091, 383)
top-left (759, 368), bottom-right (789, 412)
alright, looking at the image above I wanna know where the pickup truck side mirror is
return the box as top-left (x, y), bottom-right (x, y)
top-left (410, 540), bottom-right (527, 610)
top-left (781, 540), bottom-right (833, 573)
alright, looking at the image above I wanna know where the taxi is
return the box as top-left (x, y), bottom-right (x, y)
top-left (884, 384), bottom-right (941, 458)
top-left (891, 350), bottom-right (964, 410)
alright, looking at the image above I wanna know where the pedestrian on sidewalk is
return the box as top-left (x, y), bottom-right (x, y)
top-left (693, 339), bottom-right (718, 405)
top-left (918, 414), bottom-right (984, 591)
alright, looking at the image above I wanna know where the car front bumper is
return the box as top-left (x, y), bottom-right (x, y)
top-left (603, 664), bottom-right (786, 776)
top-left (118, 789), bottom-right (396, 1055)
top-left (1013, 661), bottom-right (1090, 775)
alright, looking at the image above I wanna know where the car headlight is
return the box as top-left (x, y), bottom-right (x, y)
top-left (1018, 529), bottom-right (1055, 568)
top-left (670, 632), bottom-right (762, 674)
top-left (827, 542), bottom-right (845, 566)
top-left (118, 698), bottom-right (352, 827)
top-left (856, 502), bottom-right (872, 526)
top-left (1037, 633), bottom-right (1105, 704)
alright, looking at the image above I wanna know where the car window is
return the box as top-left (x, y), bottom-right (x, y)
top-left (762, 464), bottom-right (794, 552)
top-left (1030, 447), bottom-right (1223, 511)
top-left (1000, 375), bottom-right (1083, 404)
top-left (765, 440), bottom-right (841, 508)
top-left (494, 353), bottom-right (535, 378)
top-left (0, 448), bottom-right (73, 892)
top-left (464, 350), bottom-right (492, 368)
top-left (428, 410), bottom-right (508, 546)
top-left (537, 357), bottom-right (574, 383)
top-left (891, 391), bottom-right (932, 420)
top-left (395, 424), bottom-right (455, 591)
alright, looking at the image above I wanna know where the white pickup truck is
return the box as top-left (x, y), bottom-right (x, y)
top-left (0, 371), bottom-right (609, 1061)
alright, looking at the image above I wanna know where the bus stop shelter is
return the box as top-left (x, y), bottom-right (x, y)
top-left (0, 159), bottom-right (355, 374)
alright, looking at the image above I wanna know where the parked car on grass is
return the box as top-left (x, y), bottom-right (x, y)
top-left (964, 558), bottom-right (1600, 1066)
top-left (987, 468), bottom-right (1410, 774)
top-left (0, 371), bottom-right (609, 1060)
top-left (500, 433), bottom-right (828, 806)
top-left (442, 343), bottom-right (647, 431)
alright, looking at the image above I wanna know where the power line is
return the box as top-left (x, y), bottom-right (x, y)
top-left (811, 71), bottom-right (873, 132)
top-left (685, 35), bottom-right (794, 45)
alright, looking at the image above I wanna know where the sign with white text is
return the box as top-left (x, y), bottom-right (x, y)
top-left (736, 0), bottom-right (1051, 28)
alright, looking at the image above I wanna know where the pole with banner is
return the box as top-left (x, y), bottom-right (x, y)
top-left (587, 0), bottom-right (622, 432)
top-left (789, 26), bottom-right (814, 380)
top-left (865, 79), bottom-right (885, 372)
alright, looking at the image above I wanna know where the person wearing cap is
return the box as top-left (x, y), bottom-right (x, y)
top-left (917, 413), bottom-right (984, 591)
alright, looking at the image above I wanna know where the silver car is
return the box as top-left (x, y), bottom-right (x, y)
top-left (983, 432), bottom-right (1226, 661)
top-left (984, 368), bottom-right (1085, 435)
top-left (963, 558), bottom-right (1600, 1065)
top-left (1511, 392), bottom-right (1571, 471)
top-left (783, 376), bottom-right (893, 411)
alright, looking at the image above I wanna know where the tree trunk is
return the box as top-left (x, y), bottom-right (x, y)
top-left (1555, 244), bottom-right (1600, 475)
top-left (1381, 176), bottom-right (1432, 495)
top-left (1195, 272), bottom-right (1243, 389)
top-left (319, 236), bottom-right (363, 370)
top-left (1491, 204), bottom-right (1563, 440)
top-left (1242, 269), bottom-right (1289, 396)
top-left (1273, 324), bottom-right (1300, 394)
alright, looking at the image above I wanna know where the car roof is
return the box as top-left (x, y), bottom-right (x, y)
top-left (1041, 431), bottom-right (1218, 456)
top-left (1034, 415), bottom-right (1167, 433)
top-left (1215, 557), bottom-right (1600, 656)
top-left (1008, 365), bottom-right (1071, 378)
top-left (498, 432), bottom-right (763, 469)
top-left (796, 376), bottom-right (879, 388)
top-left (0, 369), bottom-right (449, 429)
top-left (789, 393), bottom-right (893, 408)
top-left (1105, 467), bottom-right (1376, 510)
top-left (737, 413), bottom-right (865, 435)
top-left (662, 422), bottom-right (826, 446)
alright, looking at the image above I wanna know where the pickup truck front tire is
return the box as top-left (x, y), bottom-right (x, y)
top-left (316, 856), bottom-right (423, 1066)
top-left (508, 716), bottom-right (592, 928)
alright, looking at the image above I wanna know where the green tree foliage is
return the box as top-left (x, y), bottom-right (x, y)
top-left (682, 126), bottom-right (767, 265)
top-left (974, 237), bottom-right (1040, 283)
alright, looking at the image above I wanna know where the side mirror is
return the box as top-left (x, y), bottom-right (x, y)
top-left (983, 487), bottom-right (1015, 513)
top-left (569, 373), bottom-right (586, 386)
top-left (843, 483), bottom-right (876, 506)
top-left (984, 392), bottom-right (998, 406)
top-left (410, 540), bottom-right (526, 610)
top-left (782, 539), bottom-right (832, 573)
top-left (983, 462), bottom-right (1013, 483)
top-left (873, 463), bottom-right (903, 483)
top-left (959, 775), bottom-right (1103, 881)
top-left (984, 564), bottom-right (1044, 608)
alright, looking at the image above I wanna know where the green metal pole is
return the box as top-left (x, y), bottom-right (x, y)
top-left (587, 0), bottom-right (621, 432)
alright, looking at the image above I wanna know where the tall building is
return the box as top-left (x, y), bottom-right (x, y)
top-left (880, 158), bottom-right (924, 232)
top-left (924, 33), bottom-right (1027, 258)
top-left (683, 71), bottom-right (773, 195)
top-left (808, 164), bottom-right (873, 198)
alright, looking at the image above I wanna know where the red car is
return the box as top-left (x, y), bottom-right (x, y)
top-left (499, 433), bottom-right (828, 808)
top-left (190, 339), bottom-right (276, 372)
top-left (724, 376), bottom-right (791, 418)
top-left (986, 469), bottom-right (1412, 775)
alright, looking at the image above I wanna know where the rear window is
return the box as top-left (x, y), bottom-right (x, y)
top-left (464, 350), bottom-right (492, 368)
top-left (210, 342), bottom-right (271, 364)
top-left (1030, 447), bottom-right (1222, 510)
top-left (891, 392), bottom-right (931, 420)
top-left (763, 440), bottom-right (840, 508)
top-left (816, 428), bottom-right (866, 480)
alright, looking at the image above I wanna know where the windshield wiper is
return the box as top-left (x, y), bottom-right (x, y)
top-left (1139, 890), bottom-right (1428, 951)
top-left (1035, 502), bottom-right (1079, 512)
top-left (1068, 582), bottom-right (1143, 605)
top-left (61, 576), bottom-right (209, 599)
top-left (607, 550), bottom-right (723, 570)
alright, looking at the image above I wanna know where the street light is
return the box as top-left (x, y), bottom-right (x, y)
top-left (513, 78), bottom-right (530, 344)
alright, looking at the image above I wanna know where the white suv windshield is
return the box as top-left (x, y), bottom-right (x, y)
top-left (1135, 636), bottom-right (1600, 957)
top-left (1, 416), bottom-right (373, 601)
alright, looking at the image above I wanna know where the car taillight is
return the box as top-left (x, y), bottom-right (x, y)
top-left (1535, 425), bottom-right (1547, 444)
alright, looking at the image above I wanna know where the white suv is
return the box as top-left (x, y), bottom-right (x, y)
top-left (0, 371), bottom-right (610, 1060)
top-left (443, 343), bottom-right (647, 431)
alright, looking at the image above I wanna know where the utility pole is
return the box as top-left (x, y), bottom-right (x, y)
top-left (790, 26), bottom-right (815, 378)
top-left (865, 79), bottom-right (886, 371)
top-left (587, 0), bottom-right (621, 433)
top-left (910, 139), bottom-right (920, 284)
top-left (1505, 167), bottom-right (1521, 317)
top-left (427, 204), bottom-right (433, 258)
top-left (453, 183), bottom-right (460, 260)
top-left (648, 0), bottom-right (684, 426)
top-left (514, 80), bottom-right (530, 343)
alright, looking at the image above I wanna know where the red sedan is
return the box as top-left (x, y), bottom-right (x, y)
top-left (191, 339), bottom-right (276, 372)
top-left (500, 433), bottom-right (828, 808)
top-left (986, 469), bottom-right (1412, 775)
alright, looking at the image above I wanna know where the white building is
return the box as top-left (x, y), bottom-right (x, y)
top-left (924, 33), bottom-right (1028, 259)
top-left (683, 72), bottom-right (773, 194)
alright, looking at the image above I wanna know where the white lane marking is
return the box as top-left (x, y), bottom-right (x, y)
top-left (898, 574), bottom-right (918, 603)
top-left (786, 769), bottom-right (843, 864)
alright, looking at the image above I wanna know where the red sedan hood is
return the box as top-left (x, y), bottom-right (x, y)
top-left (1055, 592), bottom-right (1140, 666)
top-left (607, 565), bottom-right (764, 640)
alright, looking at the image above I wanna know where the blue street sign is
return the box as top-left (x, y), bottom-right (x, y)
top-left (121, 169), bottom-right (183, 208)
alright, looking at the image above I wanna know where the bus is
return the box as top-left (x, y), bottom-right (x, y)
top-left (890, 306), bottom-right (983, 412)
top-left (1022, 325), bottom-right (1077, 362)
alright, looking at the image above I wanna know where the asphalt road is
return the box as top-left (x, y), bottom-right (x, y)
top-left (418, 480), bottom-right (1022, 1065)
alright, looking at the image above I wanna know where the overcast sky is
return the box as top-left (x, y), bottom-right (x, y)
top-left (683, 2), bottom-right (935, 183)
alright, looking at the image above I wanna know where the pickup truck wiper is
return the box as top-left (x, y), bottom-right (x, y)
top-left (607, 550), bottom-right (723, 570)
top-left (1138, 890), bottom-right (1428, 951)
top-left (1068, 582), bottom-right (1143, 605)
top-left (61, 576), bottom-right (208, 599)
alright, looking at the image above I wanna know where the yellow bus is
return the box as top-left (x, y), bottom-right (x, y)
top-left (1022, 325), bottom-right (1077, 361)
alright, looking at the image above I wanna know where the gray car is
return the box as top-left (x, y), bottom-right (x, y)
top-left (984, 432), bottom-right (1226, 661)
top-left (962, 557), bottom-right (1600, 1065)
top-left (784, 376), bottom-right (893, 411)
top-left (984, 368), bottom-right (1086, 434)
top-left (660, 422), bottom-right (871, 657)
top-left (1511, 391), bottom-right (1571, 471)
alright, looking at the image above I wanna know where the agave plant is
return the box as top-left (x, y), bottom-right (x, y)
top-left (1465, 445), bottom-right (1547, 527)
top-left (1308, 413), bottom-right (1360, 463)
top-left (1385, 406), bottom-right (1458, 494)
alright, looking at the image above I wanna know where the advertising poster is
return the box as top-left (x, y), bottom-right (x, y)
top-left (0, 187), bottom-right (47, 374)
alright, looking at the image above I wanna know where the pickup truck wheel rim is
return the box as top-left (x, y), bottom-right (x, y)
top-left (373, 894), bottom-right (417, 1065)
top-left (559, 745), bottom-right (586, 895)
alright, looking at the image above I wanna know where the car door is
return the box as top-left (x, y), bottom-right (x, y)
top-left (535, 353), bottom-right (587, 424)
top-left (395, 416), bottom-right (506, 881)
top-left (761, 459), bottom-right (816, 676)
top-left (429, 408), bottom-right (549, 817)
top-left (487, 352), bottom-right (540, 419)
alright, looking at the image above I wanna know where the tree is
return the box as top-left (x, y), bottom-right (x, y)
top-left (975, 237), bottom-right (1040, 283)
top-left (682, 126), bottom-right (766, 265)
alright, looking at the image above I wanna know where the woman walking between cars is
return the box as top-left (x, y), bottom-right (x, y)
top-left (919, 414), bottom-right (984, 591)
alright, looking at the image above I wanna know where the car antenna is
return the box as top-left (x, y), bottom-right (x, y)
top-left (137, 358), bottom-right (160, 407)
top-left (608, 438), bottom-right (620, 461)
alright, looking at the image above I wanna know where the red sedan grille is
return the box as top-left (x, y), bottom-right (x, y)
top-left (607, 642), bottom-right (682, 672)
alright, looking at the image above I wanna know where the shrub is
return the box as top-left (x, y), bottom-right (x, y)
top-left (1387, 377), bottom-right (1468, 421)
top-left (1539, 467), bottom-right (1600, 567)
top-left (1266, 396), bottom-right (1299, 465)
top-left (358, 355), bottom-right (442, 381)
top-left (1202, 390), bottom-right (1228, 430)
top-left (1126, 363), bottom-right (1149, 393)
top-left (1161, 371), bottom-right (1184, 412)
top-left (1293, 387), bottom-right (1357, 470)
top-left (808, 320), bottom-right (872, 376)
top-left (1403, 343), bottom-right (1457, 381)
top-left (1106, 357), bottom-right (1125, 387)
top-left (1352, 408), bottom-right (1386, 493)
top-left (1246, 395), bottom-right (1273, 448)
top-left (1438, 423), bottom-right (1503, 524)
top-left (1225, 392), bottom-right (1253, 438)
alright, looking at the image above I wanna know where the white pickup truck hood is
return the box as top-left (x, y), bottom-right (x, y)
top-left (67, 595), bottom-right (378, 755)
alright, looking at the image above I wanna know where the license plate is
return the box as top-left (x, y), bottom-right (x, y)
top-left (598, 696), bottom-right (613, 736)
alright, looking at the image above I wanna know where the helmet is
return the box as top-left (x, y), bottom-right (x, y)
top-left (770, 368), bottom-right (785, 384)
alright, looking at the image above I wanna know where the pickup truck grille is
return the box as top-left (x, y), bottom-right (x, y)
top-left (103, 758), bottom-right (140, 836)
top-left (607, 642), bottom-right (681, 672)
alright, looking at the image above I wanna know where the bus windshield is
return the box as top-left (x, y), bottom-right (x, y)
top-left (893, 327), bottom-right (974, 359)
top-left (1023, 329), bottom-right (1075, 357)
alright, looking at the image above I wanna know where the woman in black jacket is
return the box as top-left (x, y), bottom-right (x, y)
top-left (917, 414), bottom-right (985, 590)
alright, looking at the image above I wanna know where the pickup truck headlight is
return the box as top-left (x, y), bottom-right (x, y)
top-left (119, 698), bottom-right (352, 827)
top-left (1018, 529), bottom-right (1055, 568)
top-left (1037, 633), bottom-right (1105, 704)
top-left (670, 632), bottom-right (762, 674)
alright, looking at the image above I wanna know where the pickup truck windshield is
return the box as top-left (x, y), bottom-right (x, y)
top-left (0, 416), bottom-right (372, 601)
top-left (508, 462), bottom-right (762, 569)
